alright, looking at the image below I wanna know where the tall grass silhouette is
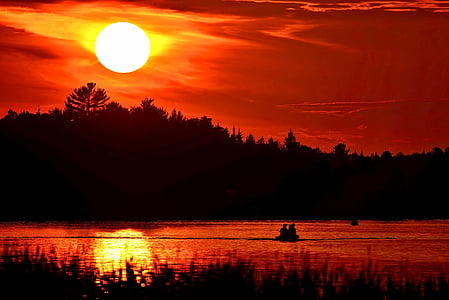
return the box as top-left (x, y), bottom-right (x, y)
top-left (1, 245), bottom-right (448, 299)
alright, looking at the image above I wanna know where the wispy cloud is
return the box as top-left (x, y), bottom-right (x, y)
top-left (0, 26), bottom-right (61, 59)
top-left (228, 0), bottom-right (449, 12)
top-left (277, 100), bottom-right (409, 115)
top-left (260, 22), bottom-right (357, 52)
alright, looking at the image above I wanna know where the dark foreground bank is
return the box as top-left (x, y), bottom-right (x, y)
top-left (1, 246), bottom-right (448, 300)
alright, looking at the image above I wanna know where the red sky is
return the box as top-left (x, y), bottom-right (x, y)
top-left (1, 0), bottom-right (449, 154)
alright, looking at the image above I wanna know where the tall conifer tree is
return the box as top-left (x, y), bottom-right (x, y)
top-left (65, 82), bottom-right (110, 118)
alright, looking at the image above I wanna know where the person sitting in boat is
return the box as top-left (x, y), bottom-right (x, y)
top-left (287, 224), bottom-right (299, 240)
top-left (279, 224), bottom-right (288, 239)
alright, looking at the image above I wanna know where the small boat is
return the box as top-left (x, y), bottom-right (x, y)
top-left (275, 235), bottom-right (300, 242)
top-left (350, 219), bottom-right (359, 226)
top-left (276, 224), bottom-right (300, 241)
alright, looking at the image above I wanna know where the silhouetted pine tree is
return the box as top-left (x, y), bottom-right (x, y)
top-left (245, 134), bottom-right (255, 145)
top-left (284, 129), bottom-right (299, 152)
top-left (4, 109), bottom-right (18, 120)
top-left (333, 143), bottom-right (350, 157)
top-left (230, 126), bottom-right (237, 143)
top-left (267, 137), bottom-right (280, 150)
top-left (65, 82), bottom-right (110, 118)
top-left (235, 129), bottom-right (244, 144)
top-left (381, 150), bottom-right (392, 159)
top-left (131, 98), bottom-right (168, 123)
top-left (169, 109), bottom-right (186, 125)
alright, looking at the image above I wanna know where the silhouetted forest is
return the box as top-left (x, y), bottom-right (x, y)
top-left (1, 84), bottom-right (449, 220)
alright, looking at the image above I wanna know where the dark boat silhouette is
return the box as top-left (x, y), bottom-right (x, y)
top-left (350, 219), bottom-right (359, 226)
top-left (276, 223), bottom-right (300, 241)
top-left (275, 235), bottom-right (300, 242)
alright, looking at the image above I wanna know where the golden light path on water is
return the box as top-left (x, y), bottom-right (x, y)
top-left (93, 229), bottom-right (152, 274)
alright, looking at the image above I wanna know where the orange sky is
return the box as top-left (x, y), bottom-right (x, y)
top-left (1, 0), bottom-right (449, 154)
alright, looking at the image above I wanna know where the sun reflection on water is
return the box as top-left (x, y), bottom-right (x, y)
top-left (93, 229), bottom-right (151, 274)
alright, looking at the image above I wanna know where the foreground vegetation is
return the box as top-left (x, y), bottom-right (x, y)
top-left (1, 246), bottom-right (449, 300)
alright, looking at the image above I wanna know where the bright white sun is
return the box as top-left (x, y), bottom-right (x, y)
top-left (95, 22), bottom-right (151, 73)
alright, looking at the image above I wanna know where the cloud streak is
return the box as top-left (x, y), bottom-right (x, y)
top-left (260, 23), bottom-right (357, 52)
top-left (277, 100), bottom-right (434, 116)
top-left (0, 25), bottom-right (61, 59)
top-left (229, 0), bottom-right (449, 12)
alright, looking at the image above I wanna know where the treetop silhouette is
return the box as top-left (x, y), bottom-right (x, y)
top-left (333, 142), bottom-right (350, 157)
top-left (65, 82), bottom-right (110, 118)
top-left (284, 128), bottom-right (299, 152)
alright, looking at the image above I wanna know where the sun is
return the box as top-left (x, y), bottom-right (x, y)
top-left (95, 22), bottom-right (151, 73)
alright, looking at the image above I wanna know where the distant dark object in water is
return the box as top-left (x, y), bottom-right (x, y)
top-left (350, 220), bottom-right (359, 226)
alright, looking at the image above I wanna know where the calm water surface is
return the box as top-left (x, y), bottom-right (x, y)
top-left (1, 220), bottom-right (449, 276)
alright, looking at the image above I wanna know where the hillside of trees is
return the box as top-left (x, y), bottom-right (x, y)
top-left (1, 83), bottom-right (448, 221)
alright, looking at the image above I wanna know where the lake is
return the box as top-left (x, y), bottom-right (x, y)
top-left (1, 220), bottom-right (449, 277)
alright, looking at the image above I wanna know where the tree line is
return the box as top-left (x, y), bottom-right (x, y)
top-left (1, 83), bottom-right (448, 220)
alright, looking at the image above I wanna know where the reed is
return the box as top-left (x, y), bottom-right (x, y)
top-left (1, 245), bottom-right (448, 300)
